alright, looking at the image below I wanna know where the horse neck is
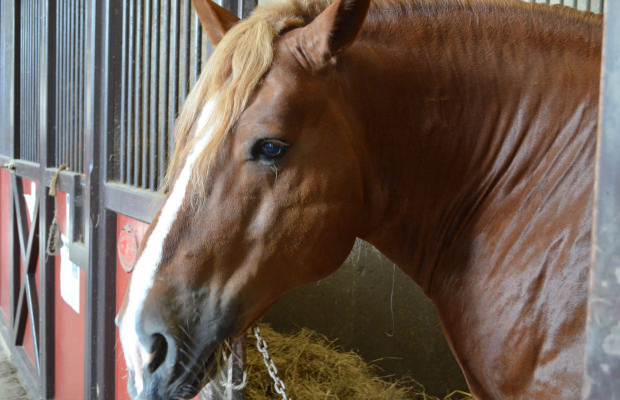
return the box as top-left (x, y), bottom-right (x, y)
top-left (346, 2), bottom-right (600, 288)
top-left (344, 4), bottom-right (600, 395)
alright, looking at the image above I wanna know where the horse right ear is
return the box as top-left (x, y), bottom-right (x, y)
top-left (297, 0), bottom-right (371, 69)
top-left (192, 0), bottom-right (240, 46)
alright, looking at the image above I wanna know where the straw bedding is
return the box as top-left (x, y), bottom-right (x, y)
top-left (244, 324), bottom-right (472, 400)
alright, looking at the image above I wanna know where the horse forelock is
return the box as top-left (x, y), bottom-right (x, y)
top-left (163, 0), bottom-right (316, 197)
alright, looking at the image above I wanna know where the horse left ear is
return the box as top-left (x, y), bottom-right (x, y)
top-left (297, 0), bottom-right (371, 69)
top-left (192, 0), bottom-right (240, 45)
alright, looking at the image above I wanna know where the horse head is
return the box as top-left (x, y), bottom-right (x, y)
top-left (116, 0), bottom-right (371, 397)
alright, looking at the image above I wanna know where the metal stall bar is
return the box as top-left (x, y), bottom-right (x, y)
top-left (158, 0), bottom-right (171, 188)
top-left (141, 0), bottom-right (151, 189)
top-left (83, 0), bottom-right (121, 397)
top-left (133, 0), bottom-right (142, 187)
top-left (149, 0), bottom-right (159, 190)
top-left (583, 0), bottom-right (620, 398)
top-left (37, 0), bottom-right (56, 396)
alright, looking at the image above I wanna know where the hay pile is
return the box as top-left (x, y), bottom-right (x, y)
top-left (244, 324), bottom-right (472, 400)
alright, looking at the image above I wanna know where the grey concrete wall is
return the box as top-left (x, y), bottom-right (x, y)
top-left (264, 240), bottom-right (468, 396)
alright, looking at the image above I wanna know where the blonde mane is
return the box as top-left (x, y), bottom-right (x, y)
top-left (164, 0), bottom-right (333, 192)
top-left (165, 0), bottom-right (601, 193)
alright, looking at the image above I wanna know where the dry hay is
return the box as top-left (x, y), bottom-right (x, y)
top-left (244, 324), bottom-right (472, 400)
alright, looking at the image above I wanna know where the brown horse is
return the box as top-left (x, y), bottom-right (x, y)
top-left (116, 0), bottom-right (602, 398)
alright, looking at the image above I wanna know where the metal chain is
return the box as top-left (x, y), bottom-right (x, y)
top-left (253, 325), bottom-right (291, 400)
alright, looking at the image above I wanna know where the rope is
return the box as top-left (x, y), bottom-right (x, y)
top-left (0, 160), bottom-right (16, 171)
top-left (46, 165), bottom-right (67, 257)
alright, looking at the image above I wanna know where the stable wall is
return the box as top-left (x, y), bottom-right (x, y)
top-left (265, 239), bottom-right (468, 395)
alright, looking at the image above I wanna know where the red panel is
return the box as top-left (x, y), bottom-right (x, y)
top-left (53, 190), bottom-right (86, 400)
top-left (0, 170), bottom-right (11, 322)
top-left (113, 215), bottom-right (199, 400)
top-left (115, 215), bottom-right (150, 400)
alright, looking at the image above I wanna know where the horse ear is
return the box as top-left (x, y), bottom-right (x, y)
top-left (297, 0), bottom-right (370, 69)
top-left (192, 0), bottom-right (240, 45)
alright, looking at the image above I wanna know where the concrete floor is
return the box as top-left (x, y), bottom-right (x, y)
top-left (0, 338), bottom-right (32, 400)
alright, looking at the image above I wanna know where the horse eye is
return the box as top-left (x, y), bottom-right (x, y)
top-left (262, 142), bottom-right (282, 157)
top-left (253, 139), bottom-right (289, 161)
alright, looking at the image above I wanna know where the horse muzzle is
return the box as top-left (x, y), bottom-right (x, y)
top-left (121, 319), bottom-right (223, 400)
top-left (119, 296), bottom-right (239, 399)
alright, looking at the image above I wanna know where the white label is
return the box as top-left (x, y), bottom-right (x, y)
top-left (60, 193), bottom-right (80, 314)
top-left (24, 182), bottom-right (37, 223)
top-left (59, 238), bottom-right (80, 314)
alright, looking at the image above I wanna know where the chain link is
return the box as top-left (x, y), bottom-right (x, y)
top-left (253, 325), bottom-right (291, 400)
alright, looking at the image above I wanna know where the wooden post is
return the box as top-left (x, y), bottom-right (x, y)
top-left (583, 0), bottom-right (620, 398)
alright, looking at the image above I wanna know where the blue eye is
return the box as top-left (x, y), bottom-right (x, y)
top-left (252, 139), bottom-right (289, 161)
top-left (261, 142), bottom-right (282, 157)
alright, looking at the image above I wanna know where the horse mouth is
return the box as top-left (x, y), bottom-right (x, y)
top-left (169, 343), bottom-right (224, 399)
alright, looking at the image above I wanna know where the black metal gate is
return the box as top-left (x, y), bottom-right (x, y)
top-left (0, 0), bottom-right (255, 399)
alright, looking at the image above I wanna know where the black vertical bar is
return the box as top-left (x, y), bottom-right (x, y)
top-left (120, 0), bottom-right (128, 184)
top-left (68, 0), bottom-right (74, 169)
top-left (149, 0), bottom-right (159, 190)
top-left (84, 0), bottom-right (120, 397)
top-left (60, 1), bottom-right (65, 167)
top-left (9, 0), bottom-right (20, 344)
top-left (39, 0), bottom-right (56, 396)
top-left (10, 178), bottom-right (21, 346)
top-left (583, 0), bottom-right (620, 397)
top-left (14, 0), bottom-right (20, 160)
top-left (189, 10), bottom-right (199, 86)
top-left (133, 0), bottom-right (142, 187)
top-left (22, 1), bottom-right (27, 161)
top-left (74, 0), bottom-right (80, 171)
top-left (74, 0), bottom-right (79, 171)
top-left (126, 0), bottom-right (135, 186)
top-left (71, 0), bottom-right (77, 171)
top-left (55, 2), bottom-right (60, 167)
top-left (141, 0), bottom-right (151, 189)
top-left (79, 0), bottom-right (85, 173)
top-left (19, 1), bottom-right (23, 160)
top-left (31, 0), bottom-right (34, 162)
top-left (36, 0), bottom-right (41, 162)
top-left (178, 0), bottom-right (189, 109)
top-left (63, 0), bottom-right (69, 167)
top-left (28, 1), bottom-right (31, 161)
top-left (158, 0), bottom-right (170, 187)
top-left (24, 1), bottom-right (28, 161)
top-left (168, 0), bottom-right (179, 160)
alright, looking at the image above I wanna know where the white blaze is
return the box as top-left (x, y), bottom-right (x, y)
top-left (119, 98), bottom-right (218, 394)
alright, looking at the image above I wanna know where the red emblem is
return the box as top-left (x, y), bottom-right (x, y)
top-left (118, 224), bottom-right (138, 273)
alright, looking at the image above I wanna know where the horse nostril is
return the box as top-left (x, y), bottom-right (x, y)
top-left (148, 333), bottom-right (168, 373)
